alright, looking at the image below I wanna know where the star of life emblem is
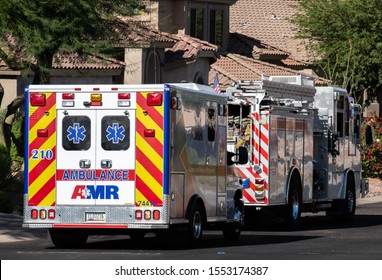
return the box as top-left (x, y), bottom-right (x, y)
top-left (106, 123), bottom-right (125, 144)
top-left (67, 123), bottom-right (86, 144)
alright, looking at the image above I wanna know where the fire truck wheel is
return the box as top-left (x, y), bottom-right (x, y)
top-left (342, 176), bottom-right (356, 222)
top-left (285, 179), bottom-right (302, 228)
top-left (187, 203), bottom-right (204, 244)
top-left (49, 229), bottom-right (88, 248)
top-left (223, 199), bottom-right (243, 241)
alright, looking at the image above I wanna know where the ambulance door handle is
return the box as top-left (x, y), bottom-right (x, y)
top-left (101, 159), bottom-right (112, 169)
top-left (79, 159), bottom-right (91, 169)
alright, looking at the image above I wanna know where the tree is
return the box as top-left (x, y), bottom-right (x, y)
top-left (292, 0), bottom-right (382, 102)
top-left (0, 0), bottom-right (145, 149)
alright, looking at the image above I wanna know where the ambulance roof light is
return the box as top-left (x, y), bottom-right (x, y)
top-left (62, 93), bottom-right (75, 99)
top-left (147, 93), bottom-right (162, 106)
top-left (30, 93), bottom-right (46, 106)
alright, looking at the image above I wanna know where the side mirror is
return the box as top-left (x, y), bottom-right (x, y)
top-left (227, 146), bottom-right (248, 166)
top-left (365, 125), bottom-right (373, 145)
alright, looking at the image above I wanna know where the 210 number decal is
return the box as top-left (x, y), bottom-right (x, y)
top-left (31, 149), bottom-right (54, 160)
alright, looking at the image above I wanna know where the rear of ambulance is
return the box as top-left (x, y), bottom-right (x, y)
top-left (23, 84), bottom-right (168, 246)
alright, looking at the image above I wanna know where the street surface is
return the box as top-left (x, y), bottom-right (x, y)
top-left (1, 198), bottom-right (382, 260)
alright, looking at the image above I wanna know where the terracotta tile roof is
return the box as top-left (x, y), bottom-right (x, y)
top-left (209, 53), bottom-right (327, 89)
top-left (52, 53), bottom-right (125, 70)
top-left (166, 34), bottom-right (218, 63)
top-left (228, 32), bottom-right (307, 69)
top-left (228, 32), bottom-right (289, 58)
top-left (230, 0), bottom-right (312, 62)
top-left (115, 19), bottom-right (177, 47)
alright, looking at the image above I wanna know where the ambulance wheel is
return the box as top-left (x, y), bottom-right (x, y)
top-left (223, 199), bottom-right (243, 241)
top-left (49, 229), bottom-right (88, 248)
top-left (187, 203), bottom-right (204, 244)
top-left (284, 178), bottom-right (302, 228)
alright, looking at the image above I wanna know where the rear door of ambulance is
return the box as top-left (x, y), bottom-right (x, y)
top-left (55, 88), bottom-right (136, 217)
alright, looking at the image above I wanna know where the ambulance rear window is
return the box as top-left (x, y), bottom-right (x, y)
top-left (62, 116), bottom-right (91, 151)
top-left (101, 116), bottom-right (130, 150)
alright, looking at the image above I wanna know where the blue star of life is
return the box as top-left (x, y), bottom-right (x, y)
top-left (106, 123), bottom-right (125, 144)
top-left (67, 123), bottom-right (86, 144)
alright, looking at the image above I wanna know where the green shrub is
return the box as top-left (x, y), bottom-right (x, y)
top-left (361, 111), bottom-right (382, 179)
top-left (10, 111), bottom-right (24, 168)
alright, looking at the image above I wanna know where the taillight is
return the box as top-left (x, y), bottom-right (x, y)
top-left (40, 209), bottom-right (47, 219)
top-left (135, 210), bottom-right (143, 220)
top-left (147, 93), bottom-right (162, 106)
top-left (48, 209), bottom-right (55, 219)
top-left (144, 210), bottom-right (151, 220)
top-left (153, 210), bottom-right (160, 220)
top-left (30, 93), bottom-right (46, 106)
top-left (31, 209), bottom-right (38, 219)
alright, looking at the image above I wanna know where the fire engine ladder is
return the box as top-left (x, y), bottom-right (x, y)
top-left (227, 79), bottom-right (316, 103)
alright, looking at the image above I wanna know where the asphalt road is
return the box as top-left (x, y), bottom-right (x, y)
top-left (1, 196), bottom-right (382, 260)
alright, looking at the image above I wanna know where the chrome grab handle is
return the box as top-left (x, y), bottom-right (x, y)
top-left (101, 159), bottom-right (112, 169)
top-left (79, 159), bottom-right (91, 169)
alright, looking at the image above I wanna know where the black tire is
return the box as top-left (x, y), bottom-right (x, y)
top-left (187, 203), bottom-right (204, 245)
top-left (49, 229), bottom-right (88, 248)
top-left (284, 177), bottom-right (302, 228)
top-left (342, 176), bottom-right (356, 222)
top-left (223, 199), bottom-right (243, 241)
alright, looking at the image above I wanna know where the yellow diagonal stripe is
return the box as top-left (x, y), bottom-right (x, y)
top-left (135, 133), bottom-right (163, 171)
top-left (29, 160), bottom-right (56, 198)
top-left (38, 187), bottom-right (56, 207)
top-left (136, 161), bottom-right (163, 199)
top-left (29, 104), bottom-right (56, 144)
top-left (28, 132), bottom-right (56, 171)
top-left (135, 189), bottom-right (145, 205)
top-left (136, 104), bottom-right (164, 145)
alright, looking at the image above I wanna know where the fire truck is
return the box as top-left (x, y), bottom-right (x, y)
top-left (23, 83), bottom-right (247, 247)
top-left (226, 76), bottom-right (364, 226)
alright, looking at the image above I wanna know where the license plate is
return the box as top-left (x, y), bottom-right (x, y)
top-left (85, 212), bottom-right (106, 223)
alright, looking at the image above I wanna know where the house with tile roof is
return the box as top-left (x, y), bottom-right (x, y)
top-left (1, 0), bottom-right (326, 109)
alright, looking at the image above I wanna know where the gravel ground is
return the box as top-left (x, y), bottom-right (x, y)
top-left (364, 178), bottom-right (382, 197)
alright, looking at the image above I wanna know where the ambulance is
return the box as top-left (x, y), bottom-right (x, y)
top-left (226, 76), bottom-right (365, 226)
top-left (23, 83), bottom-right (247, 247)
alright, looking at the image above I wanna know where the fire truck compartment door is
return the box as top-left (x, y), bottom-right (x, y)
top-left (56, 109), bottom-right (136, 206)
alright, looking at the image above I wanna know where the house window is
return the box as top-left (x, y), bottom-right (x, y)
top-left (210, 9), bottom-right (223, 46)
top-left (190, 8), bottom-right (204, 40)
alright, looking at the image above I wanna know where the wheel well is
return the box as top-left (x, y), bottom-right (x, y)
top-left (234, 189), bottom-right (243, 201)
top-left (344, 170), bottom-right (356, 196)
top-left (287, 169), bottom-right (302, 200)
top-left (185, 195), bottom-right (206, 223)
